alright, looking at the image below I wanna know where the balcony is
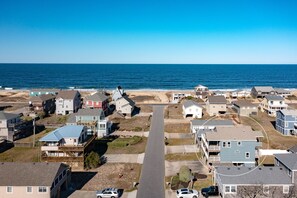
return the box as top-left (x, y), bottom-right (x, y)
top-left (41, 146), bottom-right (59, 151)
top-left (208, 156), bottom-right (220, 162)
top-left (208, 145), bottom-right (220, 151)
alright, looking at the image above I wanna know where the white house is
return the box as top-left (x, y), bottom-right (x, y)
top-left (115, 96), bottom-right (135, 116)
top-left (55, 90), bottom-right (81, 115)
top-left (230, 90), bottom-right (251, 98)
top-left (172, 93), bottom-right (191, 103)
top-left (194, 85), bottom-right (209, 99)
top-left (182, 100), bottom-right (203, 118)
top-left (260, 95), bottom-right (287, 117)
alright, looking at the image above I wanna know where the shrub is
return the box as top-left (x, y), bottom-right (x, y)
top-left (171, 175), bottom-right (180, 190)
top-left (85, 151), bottom-right (101, 169)
top-left (179, 165), bottom-right (192, 183)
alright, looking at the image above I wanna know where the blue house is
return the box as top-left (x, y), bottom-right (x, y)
top-left (200, 126), bottom-right (263, 167)
top-left (276, 110), bottom-right (297, 136)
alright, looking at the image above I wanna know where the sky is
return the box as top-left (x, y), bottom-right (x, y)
top-left (0, 0), bottom-right (296, 64)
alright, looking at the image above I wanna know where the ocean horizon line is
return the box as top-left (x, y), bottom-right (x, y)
top-left (1, 63), bottom-right (297, 65)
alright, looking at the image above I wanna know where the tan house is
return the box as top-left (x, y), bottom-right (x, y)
top-left (206, 96), bottom-right (227, 116)
top-left (232, 100), bottom-right (258, 116)
top-left (0, 162), bottom-right (70, 198)
top-left (115, 96), bottom-right (135, 117)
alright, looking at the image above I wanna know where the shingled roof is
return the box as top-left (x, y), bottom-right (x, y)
top-left (183, 100), bottom-right (202, 109)
top-left (207, 96), bottom-right (227, 104)
top-left (56, 90), bottom-right (80, 100)
top-left (86, 92), bottom-right (109, 102)
top-left (0, 162), bottom-right (68, 186)
top-left (275, 153), bottom-right (297, 171)
top-left (30, 94), bottom-right (56, 102)
top-left (0, 111), bottom-right (19, 120)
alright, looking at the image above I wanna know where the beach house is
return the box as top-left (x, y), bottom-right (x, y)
top-left (276, 110), bottom-right (297, 136)
top-left (112, 86), bottom-right (125, 101)
top-left (0, 111), bottom-right (33, 141)
top-left (29, 94), bottom-right (56, 114)
top-left (232, 100), bottom-right (258, 117)
top-left (274, 88), bottom-right (292, 98)
top-left (206, 96), bottom-right (227, 116)
top-left (230, 90), bottom-right (250, 99)
top-left (115, 96), bottom-right (135, 117)
top-left (84, 92), bottom-right (109, 113)
top-left (29, 89), bottom-right (60, 97)
top-left (251, 86), bottom-right (275, 98)
top-left (260, 95), bottom-right (287, 117)
top-left (66, 109), bottom-right (110, 137)
top-left (200, 126), bottom-right (263, 166)
top-left (172, 93), bottom-right (191, 103)
top-left (55, 90), bottom-right (81, 115)
top-left (194, 85), bottom-right (209, 99)
top-left (39, 125), bottom-right (94, 169)
top-left (0, 162), bottom-right (71, 198)
top-left (182, 100), bottom-right (203, 118)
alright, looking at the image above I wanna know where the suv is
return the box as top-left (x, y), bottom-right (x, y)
top-left (176, 188), bottom-right (199, 198)
top-left (96, 188), bottom-right (119, 198)
top-left (201, 186), bottom-right (219, 197)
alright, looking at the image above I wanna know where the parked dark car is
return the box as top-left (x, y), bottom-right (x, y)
top-left (201, 186), bottom-right (219, 197)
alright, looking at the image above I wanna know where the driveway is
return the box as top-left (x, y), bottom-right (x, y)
top-left (136, 105), bottom-right (165, 198)
top-left (104, 153), bottom-right (145, 164)
top-left (164, 132), bottom-right (193, 139)
top-left (165, 145), bottom-right (198, 154)
top-left (165, 161), bottom-right (206, 176)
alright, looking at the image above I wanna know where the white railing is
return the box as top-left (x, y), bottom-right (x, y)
top-left (209, 156), bottom-right (220, 162)
top-left (209, 145), bottom-right (220, 151)
top-left (201, 135), bottom-right (209, 149)
top-left (201, 144), bottom-right (209, 159)
top-left (41, 146), bottom-right (59, 151)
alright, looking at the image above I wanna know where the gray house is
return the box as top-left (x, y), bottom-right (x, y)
top-left (115, 96), bottom-right (135, 117)
top-left (201, 126), bottom-right (263, 166)
top-left (232, 100), bottom-right (258, 117)
top-left (29, 94), bottom-right (56, 114)
top-left (112, 86), bottom-right (125, 101)
top-left (276, 110), bottom-right (297, 136)
top-left (275, 88), bottom-right (292, 98)
top-left (251, 86), bottom-right (275, 98)
top-left (206, 96), bottom-right (227, 116)
top-left (55, 90), bottom-right (81, 115)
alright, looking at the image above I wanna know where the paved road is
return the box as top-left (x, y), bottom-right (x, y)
top-left (137, 105), bottom-right (165, 198)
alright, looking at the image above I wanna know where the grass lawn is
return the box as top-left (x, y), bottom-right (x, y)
top-left (94, 136), bottom-right (147, 155)
top-left (164, 123), bottom-right (190, 133)
top-left (193, 175), bottom-right (213, 191)
top-left (165, 138), bottom-right (194, 146)
top-left (111, 116), bottom-right (151, 132)
top-left (164, 104), bottom-right (183, 119)
top-left (165, 153), bottom-right (201, 161)
top-left (138, 104), bottom-right (153, 113)
top-left (15, 128), bottom-right (55, 144)
top-left (0, 147), bottom-right (40, 162)
top-left (36, 114), bottom-right (69, 125)
top-left (240, 112), bottom-right (297, 149)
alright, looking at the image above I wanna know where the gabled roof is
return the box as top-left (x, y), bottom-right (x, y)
top-left (86, 92), bottom-right (109, 102)
top-left (39, 125), bottom-right (84, 142)
top-left (279, 109), bottom-right (297, 116)
top-left (275, 153), bottom-right (297, 170)
top-left (183, 100), bottom-right (202, 109)
top-left (216, 166), bottom-right (292, 185)
top-left (191, 119), bottom-right (234, 126)
top-left (232, 100), bottom-right (257, 108)
top-left (207, 96), bottom-right (227, 104)
top-left (265, 95), bottom-right (284, 101)
top-left (30, 94), bottom-right (55, 102)
top-left (274, 88), bottom-right (291, 94)
top-left (56, 90), bottom-right (80, 100)
top-left (253, 86), bottom-right (275, 92)
top-left (0, 111), bottom-right (19, 120)
top-left (116, 96), bottom-right (135, 107)
top-left (205, 126), bottom-right (263, 141)
top-left (288, 145), bottom-right (297, 153)
top-left (76, 108), bottom-right (103, 117)
top-left (0, 162), bottom-right (68, 186)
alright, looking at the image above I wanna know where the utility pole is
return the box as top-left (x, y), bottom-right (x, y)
top-left (33, 117), bottom-right (36, 147)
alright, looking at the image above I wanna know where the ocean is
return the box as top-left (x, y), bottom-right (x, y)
top-left (0, 64), bottom-right (296, 90)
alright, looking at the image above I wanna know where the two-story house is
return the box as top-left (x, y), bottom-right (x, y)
top-left (274, 88), bottom-right (292, 98)
top-left (29, 89), bottom-right (60, 97)
top-left (39, 125), bottom-right (94, 169)
top-left (84, 92), bottom-right (109, 113)
top-left (201, 126), bottom-right (263, 166)
top-left (172, 93), bottom-right (191, 103)
top-left (112, 86), bottom-right (125, 101)
top-left (194, 85), bottom-right (209, 99)
top-left (230, 89), bottom-right (250, 99)
top-left (66, 109), bottom-right (110, 137)
top-left (251, 86), bottom-right (275, 98)
top-left (55, 90), bottom-right (81, 115)
top-left (115, 96), bottom-right (135, 117)
top-left (0, 111), bottom-right (33, 141)
top-left (276, 110), bottom-right (297, 136)
top-left (232, 100), bottom-right (258, 117)
top-left (206, 96), bottom-right (227, 116)
top-left (29, 94), bottom-right (56, 114)
top-left (260, 95), bottom-right (287, 117)
top-left (0, 162), bottom-right (70, 198)
top-left (182, 100), bottom-right (203, 119)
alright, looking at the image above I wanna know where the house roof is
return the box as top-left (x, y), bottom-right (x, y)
top-left (279, 109), bottom-right (297, 116)
top-left (0, 162), bottom-right (68, 186)
top-left (56, 90), bottom-right (80, 100)
top-left (30, 94), bottom-right (55, 102)
top-left (288, 145), bottom-right (297, 153)
top-left (116, 96), bottom-right (135, 107)
top-left (76, 108), bottom-right (103, 116)
top-left (86, 92), bottom-right (109, 102)
top-left (183, 100), bottom-right (202, 109)
top-left (195, 85), bottom-right (208, 89)
top-left (205, 126), bottom-right (263, 141)
top-left (232, 100), bottom-right (257, 108)
top-left (274, 88), bottom-right (291, 94)
top-left (66, 113), bottom-right (76, 124)
top-left (207, 96), bottom-right (227, 104)
top-left (253, 86), bottom-right (275, 92)
top-left (275, 153), bottom-right (297, 170)
top-left (265, 95), bottom-right (284, 101)
top-left (39, 125), bottom-right (84, 142)
top-left (191, 119), bottom-right (234, 126)
top-left (0, 111), bottom-right (19, 120)
top-left (215, 166), bottom-right (292, 185)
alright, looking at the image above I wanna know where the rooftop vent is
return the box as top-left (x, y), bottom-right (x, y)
top-left (259, 167), bottom-right (262, 170)
top-left (227, 168), bottom-right (230, 170)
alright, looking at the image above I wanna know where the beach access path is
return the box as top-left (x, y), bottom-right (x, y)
top-left (136, 105), bottom-right (165, 198)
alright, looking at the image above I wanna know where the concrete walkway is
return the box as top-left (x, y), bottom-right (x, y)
top-left (164, 132), bottom-right (193, 139)
top-left (137, 105), bottom-right (165, 198)
top-left (165, 160), bottom-right (206, 176)
top-left (165, 145), bottom-right (198, 154)
top-left (104, 153), bottom-right (145, 164)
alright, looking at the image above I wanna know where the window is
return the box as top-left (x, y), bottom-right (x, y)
top-left (225, 186), bottom-right (230, 192)
top-left (6, 186), bottom-right (13, 193)
top-left (225, 185), bottom-right (237, 193)
top-left (231, 186), bottom-right (237, 193)
top-left (27, 186), bottom-right (32, 193)
top-left (38, 186), bottom-right (47, 193)
top-left (263, 186), bottom-right (269, 194)
top-left (59, 173), bottom-right (63, 181)
top-left (63, 169), bottom-right (66, 176)
top-left (287, 169), bottom-right (292, 177)
top-left (222, 142), bottom-right (226, 148)
top-left (245, 152), bottom-right (250, 159)
top-left (227, 142), bottom-right (231, 148)
top-left (55, 178), bottom-right (58, 185)
top-left (283, 185), bottom-right (289, 194)
top-left (237, 141), bottom-right (242, 146)
top-left (74, 139), bottom-right (77, 143)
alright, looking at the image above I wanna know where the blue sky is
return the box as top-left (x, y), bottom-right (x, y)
top-left (0, 0), bottom-right (296, 63)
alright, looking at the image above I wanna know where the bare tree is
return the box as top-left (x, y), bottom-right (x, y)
top-left (237, 185), bottom-right (268, 198)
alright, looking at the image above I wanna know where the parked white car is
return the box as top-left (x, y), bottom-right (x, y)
top-left (176, 188), bottom-right (199, 198)
top-left (96, 188), bottom-right (119, 198)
